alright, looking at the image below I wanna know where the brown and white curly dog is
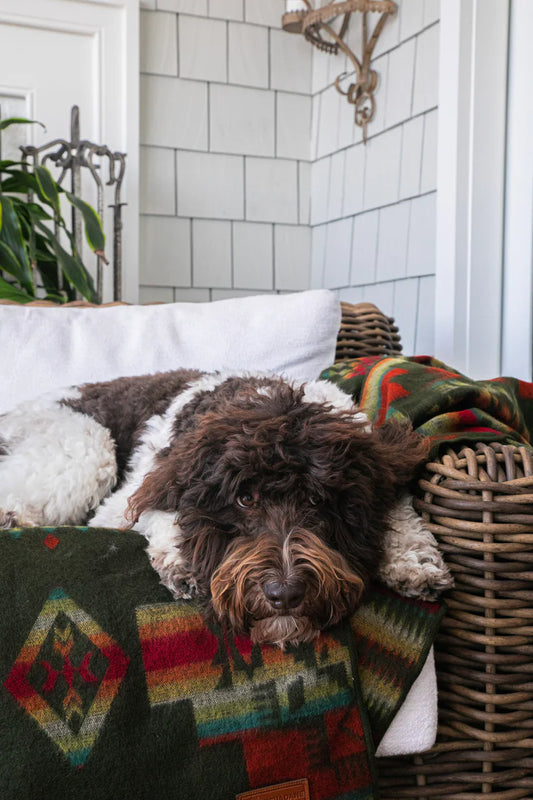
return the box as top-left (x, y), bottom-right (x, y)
top-left (0, 370), bottom-right (452, 647)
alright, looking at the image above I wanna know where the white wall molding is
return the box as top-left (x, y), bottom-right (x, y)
top-left (501, 0), bottom-right (533, 381)
top-left (435, 0), bottom-right (510, 378)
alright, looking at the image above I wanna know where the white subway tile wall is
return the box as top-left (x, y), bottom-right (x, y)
top-left (363, 126), bottom-right (402, 210)
top-left (310, 224), bottom-right (327, 288)
top-left (310, 157), bottom-right (331, 226)
top-left (323, 218), bottom-right (352, 289)
top-left (141, 75), bottom-right (208, 149)
top-left (375, 201), bottom-right (411, 282)
top-left (407, 193), bottom-right (437, 277)
top-left (298, 162), bottom-right (311, 225)
top-left (140, 11), bottom-right (178, 76)
top-left (245, 158), bottom-right (298, 223)
top-left (276, 92), bottom-right (312, 161)
top-left (274, 225), bottom-right (311, 291)
top-left (192, 219), bottom-right (232, 287)
top-left (157, 0), bottom-right (207, 15)
top-left (399, 116), bottom-right (424, 199)
top-left (350, 209), bottom-right (379, 287)
top-left (208, 0), bottom-right (243, 22)
top-left (399, 0), bottom-right (425, 41)
top-left (270, 29), bottom-right (312, 94)
top-left (140, 216), bottom-right (191, 286)
top-left (421, 108), bottom-right (438, 193)
top-left (243, 0), bottom-right (285, 29)
top-left (228, 22), bottom-right (269, 88)
top-left (176, 150), bottom-right (244, 219)
top-left (178, 15), bottom-right (227, 82)
top-left (415, 275), bottom-right (436, 354)
top-left (343, 144), bottom-right (365, 218)
top-left (140, 147), bottom-right (176, 215)
top-left (306, 1), bottom-right (439, 353)
top-left (327, 150), bottom-right (346, 221)
top-left (233, 221), bottom-right (273, 290)
top-left (209, 84), bottom-right (275, 157)
top-left (385, 40), bottom-right (416, 128)
top-left (139, 1), bottom-right (439, 351)
top-left (392, 277), bottom-right (419, 355)
top-left (412, 24), bottom-right (440, 115)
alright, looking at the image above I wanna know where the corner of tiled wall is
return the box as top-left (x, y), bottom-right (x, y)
top-left (139, 0), bottom-right (439, 355)
top-left (310, 0), bottom-right (439, 355)
top-left (139, 0), bottom-right (312, 304)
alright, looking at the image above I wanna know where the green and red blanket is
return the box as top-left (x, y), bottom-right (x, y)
top-left (321, 355), bottom-right (533, 456)
top-left (0, 527), bottom-right (444, 800)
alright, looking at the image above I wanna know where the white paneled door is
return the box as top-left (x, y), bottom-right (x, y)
top-left (0, 0), bottom-right (139, 302)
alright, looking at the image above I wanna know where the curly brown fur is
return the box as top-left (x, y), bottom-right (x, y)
top-left (126, 375), bottom-right (429, 645)
top-left (0, 367), bottom-right (442, 646)
top-left (64, 369), bottom-right (202, 475)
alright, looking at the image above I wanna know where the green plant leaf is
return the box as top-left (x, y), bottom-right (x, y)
top-left (65, 191), bottom-right (107, 259)
top-left (34, 165), bottom-right (60, 215)
top-left (0, 275), bottom-right (35, 303)
top-left (0, 159), bottom-right (25, 171)
top-left (35, 232), bottom-right (57, 262)
top-left (35, 220), bottom-right (97, 302)
top-left (0, 196), bottom-right (33, 292)
top-left (43, 292), bottom-right (66, 304)
top-left (0, 117), bottom-right (46, 132)
top-left (1, 169), bottom-right (41, 195)
top-left (37, 259), bottom-right (61, 294)
top-left (0, 240), bottom-right (27, 281)
top-left (12, 198), bottom-right (52, 223)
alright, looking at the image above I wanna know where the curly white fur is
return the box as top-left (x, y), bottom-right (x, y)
top-left (0, 389), bottom-right (117, 526)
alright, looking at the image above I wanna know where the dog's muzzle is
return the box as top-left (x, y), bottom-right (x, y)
top-left (210, 528), bottom-right (364, 648)
top-left (263, 579), bottom-right (306, 611)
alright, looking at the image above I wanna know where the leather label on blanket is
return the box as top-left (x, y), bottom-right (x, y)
top-left (237, 778), bottom-right (309, 800)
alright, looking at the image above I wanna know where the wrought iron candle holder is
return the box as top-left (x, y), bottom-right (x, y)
top-left (20, 105), bottom-right (126, 302)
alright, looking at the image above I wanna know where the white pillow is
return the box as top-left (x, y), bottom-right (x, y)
top-left (0, 290), bottom-right (341, 413)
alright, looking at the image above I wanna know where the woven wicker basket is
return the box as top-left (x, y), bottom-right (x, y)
top-left (335, 301), bottom-right (402, 361)
top-left (376, 442), bottom-right (533, 799)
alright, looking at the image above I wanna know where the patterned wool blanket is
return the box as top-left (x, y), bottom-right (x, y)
top-left (321, 355), bottom-right (533, 457)
top-left (0, 527), bottom-right (444, 800)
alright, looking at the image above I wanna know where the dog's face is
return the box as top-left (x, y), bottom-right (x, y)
top-left (129, 378), bottom-right (427, 647)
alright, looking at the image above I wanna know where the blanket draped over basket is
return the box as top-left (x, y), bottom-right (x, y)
top-left (0, 527), bottom-right (444, 800)
top-left (321, 355), bottom-right (533, 455)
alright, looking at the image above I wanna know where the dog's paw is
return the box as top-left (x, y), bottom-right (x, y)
top-left (166, 578), bottom-right (198, 601)
top-left (378, 552), bottom-right (454, 601)
top-left (146, 542), bottom-right (198, 600)
top-left (0, 509), bottom-right (20, 529)
top-left (0, 509), bottom-right (39, 529)
top-left (380, 496), bottom-right (454, 601)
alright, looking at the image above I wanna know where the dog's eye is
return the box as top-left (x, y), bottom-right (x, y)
top-left (309, 494), bottom-right (320, 506)
top-left (236, 493), bottom-right (256, 509)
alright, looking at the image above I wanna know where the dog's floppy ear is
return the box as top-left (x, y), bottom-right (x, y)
top-left (374, 418), bottom-right (429, 487)
top-left (126, 460), bottom-right (182, 524)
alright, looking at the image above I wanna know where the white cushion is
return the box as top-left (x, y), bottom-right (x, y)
top-left (0, 290), bottom-right (341, 413)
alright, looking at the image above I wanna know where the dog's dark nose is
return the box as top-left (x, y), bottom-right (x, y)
top-left (263, 580), bottom-right (305, 610)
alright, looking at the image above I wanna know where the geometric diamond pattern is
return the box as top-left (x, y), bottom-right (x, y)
top-left (4, 588), bottom-right (129, 768)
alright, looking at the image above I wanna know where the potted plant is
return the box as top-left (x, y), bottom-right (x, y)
top-left (0, 117), bottom-right (105, 304)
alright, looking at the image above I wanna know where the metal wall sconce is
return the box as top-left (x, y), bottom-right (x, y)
top-left (282, 0), bottom-right (397, 142)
